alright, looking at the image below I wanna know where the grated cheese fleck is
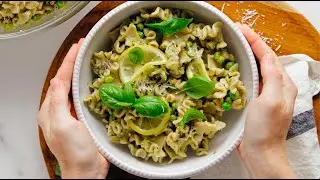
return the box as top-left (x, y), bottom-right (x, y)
top-left (247, 15), bottom-right (260, 28)
top-left (281, 22), bottom-right (287, 27)
top-left (275, 45), bottom-right (281, 52)
top-left (221, 2), bottom-right (226, 13)
top-left (241, 9), bottom-right (258, 24)
top-left (260, 35), bottom-right (271, 43)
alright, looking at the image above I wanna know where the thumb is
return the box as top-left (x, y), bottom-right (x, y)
top-left (260, 53), bottom-right (283, 100)
top-left (49, 78), bottom-right (71, 118)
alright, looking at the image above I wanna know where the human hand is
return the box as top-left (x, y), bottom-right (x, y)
top-left (236, 23), bottom-right (298, 178)
top-left (37, 39), bottom-right (109, 179)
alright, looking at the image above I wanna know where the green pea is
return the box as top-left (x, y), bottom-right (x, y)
top-left (225, 61), bottom-right (235, 70)
top-left (137, 31), bottom-right (144, 38)
top-left (137, 23), bottom-right (144, 31)
top-left (213, 51), bottom-right (221, 59)
top-left (213, 52), bottom-right (225, 64)
top-left (222, 101), bottom-right (231, 111)
top-left (104, 76), bottom-right (114, 83)
top-left (172, 103), bottom-right (178, 109)
top-left (187, 41), bottom-right (193, 47)
top-left (32, 14), bottom-right (41, 21)
top-left (56, 1), bottom-right (64, 9)
top-left (129, 47), bottom-right (144, 64)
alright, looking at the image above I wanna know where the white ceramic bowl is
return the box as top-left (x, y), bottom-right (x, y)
top-left (73, 1), bottom-right (259, 179)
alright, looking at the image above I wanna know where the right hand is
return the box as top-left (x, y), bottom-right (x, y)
top-left (236, 23), bottom-right (298, 178)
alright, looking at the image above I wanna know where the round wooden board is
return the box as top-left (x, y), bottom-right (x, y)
top-left (38, 1), bottom-right (320, 179)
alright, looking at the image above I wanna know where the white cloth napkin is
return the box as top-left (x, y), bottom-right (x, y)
top-left (192, 54), bottom-right (320, 179)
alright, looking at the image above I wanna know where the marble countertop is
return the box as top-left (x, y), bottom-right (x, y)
top-left (0, 1), bottom-right (319, 178)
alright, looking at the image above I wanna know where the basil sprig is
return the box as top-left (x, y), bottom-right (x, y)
top-left (146, 18), bottom-right (193, 35)
top-left (183, 75), bottom-right (215, 99)
top-left (179, 108), bottom-right (207, 127)
top-left (99, 83), bottom-right (168, 117)
top-left (99, 83), bottom-right (136, 110)
top-left (133, 96), bottom-right (169, 118)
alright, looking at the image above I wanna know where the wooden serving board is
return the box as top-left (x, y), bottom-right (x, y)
top-left (38, 1), bottom-right (320, 179)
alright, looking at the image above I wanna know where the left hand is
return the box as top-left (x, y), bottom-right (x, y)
top-left (37, 39), bottom-right (110, 178)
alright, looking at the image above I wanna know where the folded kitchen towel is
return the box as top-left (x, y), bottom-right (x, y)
top-left (192, 54), bottom-right (320, 179)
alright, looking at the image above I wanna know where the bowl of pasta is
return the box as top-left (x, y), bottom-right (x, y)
top-left (72, 1), bottom-right (259, 178)
top-left (0, 1), bottom-right (88, 39)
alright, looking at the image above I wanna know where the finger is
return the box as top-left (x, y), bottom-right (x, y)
top-left (78, 38), bottom-right (85, 45)
top-left (259, 53), bottom-right (283, 99)
top-left (55, 43), bottom-right (80, 91)
top-left (238, 23), bottom-right (285, 73)
top-left (37, 108), bottom-right (50, 134)
top-left (49, 78), bottom-right (71, 119)
top-left (237, 23), bottom-right (284, 99)
top-left (237, 23), bottom-right (276, 63)
top-left (37, 84), bottom-right (54, 132)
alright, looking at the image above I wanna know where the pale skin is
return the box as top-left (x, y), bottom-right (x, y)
top-left (37, 24), bottom-right (298, 179)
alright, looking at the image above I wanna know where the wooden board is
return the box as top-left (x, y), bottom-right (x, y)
top-left (38, 1), bottom-right (320, 179)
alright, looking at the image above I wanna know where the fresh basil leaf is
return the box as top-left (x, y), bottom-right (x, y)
top-left (123, 83), bottom-right (136, 104)
top-left (146, 18), bottom-right (193, 35)
top-left (228, 91), bottom-right (236, 101)
top-left (55, 163), bottom-right (61, 177)
top-left (129, 47), bottom-right (144, 64)
top-left (183, 75), bottom-right (214, 99)
top-left (133, 96), bottom-right (169, 118)
top-left (179, 108), bottom-right (207, 127)
top-left (99, 83), bottom-right (133, 110)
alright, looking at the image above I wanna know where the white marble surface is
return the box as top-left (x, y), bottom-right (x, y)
top-left (0, 1), bottom-right (318, 178)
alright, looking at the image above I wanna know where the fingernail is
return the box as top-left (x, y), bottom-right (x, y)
top-left (78, 38), bottom-right (84, 44)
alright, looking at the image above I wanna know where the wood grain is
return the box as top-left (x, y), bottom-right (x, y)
top-left (38, 1), bottom-right (320, 179)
